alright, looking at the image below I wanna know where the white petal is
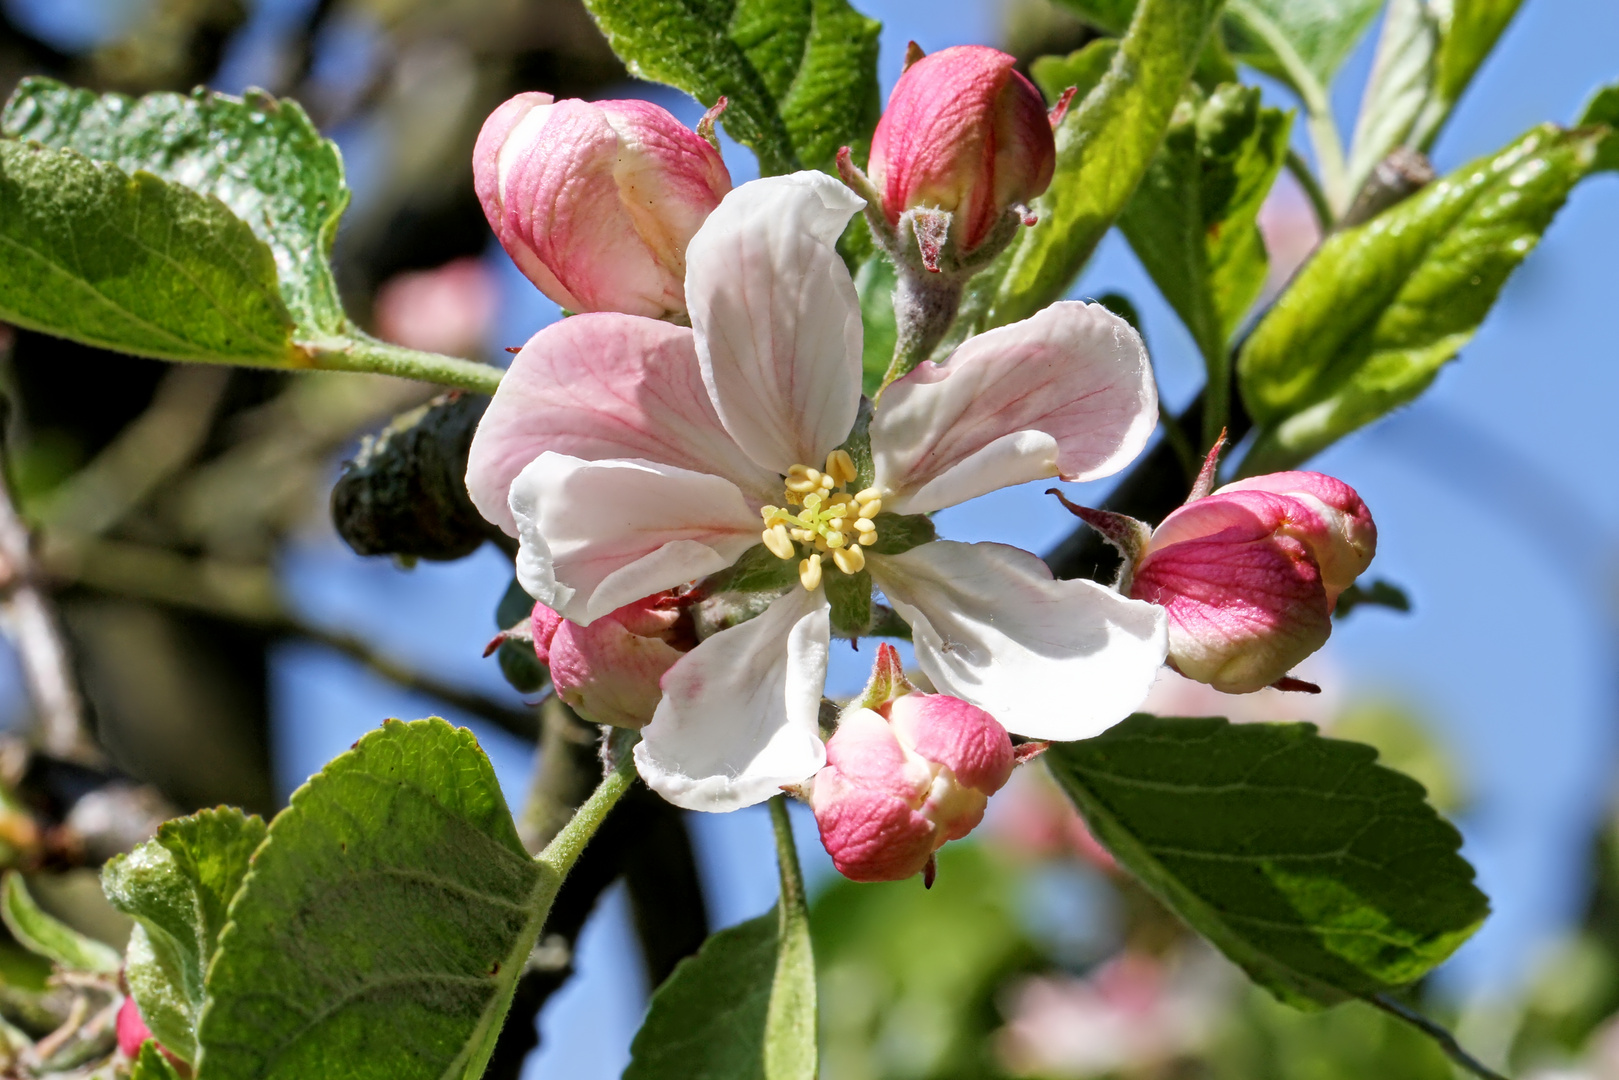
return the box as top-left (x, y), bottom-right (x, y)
top-left (685, 172), bottom-right (866, 475)
top-left (635, 586), bottom-right (830, 811)
top-left (510, 452), bottom-right (758, 625)
top-left (466, 314), bottom-right (777, 535)
top-left (870, 541), bottom-right (1167, 741)
top-left (870, 301), bottom-right (1157, 514)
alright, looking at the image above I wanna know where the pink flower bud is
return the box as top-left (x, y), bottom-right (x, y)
top-left (868, 45), bottom-right (1056, 254)
top-left (1131, 473), bottom-right (1376, 694)
top-left (811, 690), bottom-right (1015, 882)
top-left (531, 593), bottom-right (691, 728)
top-left (117, 996), bottom-right (185, 1068)
top-left (473, 94), bottom-right (731, 320)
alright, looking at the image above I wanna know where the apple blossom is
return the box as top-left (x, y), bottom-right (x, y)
top-left (1129, 471), bottom-right (1376, 694)
top-left (531, 592), bottom-right (691, 729)
top-left (465, 170), bottom-right (1167, 812)
top-left (809, 644), bottom-right (1016, 882)
top-left (473, 92), bottom-right (730, 320)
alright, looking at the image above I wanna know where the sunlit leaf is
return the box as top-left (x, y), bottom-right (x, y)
top-left (1047, 716), bottom-right (1488, 1008)
top-left (0, 872), bottom-right (121, 974)
top-left (197, 718), bottom-right (547, 1080)
top-left (1238, 124), bottom-right (1603, 472)
top-left (578, 0), bottom-right (881, 175)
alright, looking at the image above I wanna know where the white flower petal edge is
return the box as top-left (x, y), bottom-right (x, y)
top-left (466, 313), bottom-right (778, 534)
top-left (870, 541), bottom-right (1167, 741)
top-left (870, 302), bottom-right (1157, 515)
top-left (509, 451), bottom-right (759, 625)
top-left (685, 171), bottom-right (866, 476)
top-left (636, 586), bottom-right (831, 811)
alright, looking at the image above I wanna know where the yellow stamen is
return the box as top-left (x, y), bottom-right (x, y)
top-left (832, 545), bottom-right (865, 574)
top-left (762, 524), bottom-right (795, 560)
top-left (826, 449), bottom-right (858, 485)
top-left (799, 554), bottom-right (823, 591)
top-left (762, 463), bottom-right (884, 587)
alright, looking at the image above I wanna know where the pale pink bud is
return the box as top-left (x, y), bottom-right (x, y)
top-left (811, 691), bottom-right (1015, 883)
top-left (868, 45), bottom-right (1056, 254)
top-left (530, 593), bottom-right (691, 728)
top-left (117, 996), bottom-right (184, 1067)
top-left (1131, 473), bottom-right (1376, 694)
top-left (473, 94), bottom-right (731, 320)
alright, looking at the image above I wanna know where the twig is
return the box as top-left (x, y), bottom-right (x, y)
top-left (34, 366), bottom-right (230, 539)
top-left (1370, 993), bottom-right (1512, 1080)
top-left (38, 535), bottom-right (538, 742)
top-left (0, 453), bottom-right (99, 765)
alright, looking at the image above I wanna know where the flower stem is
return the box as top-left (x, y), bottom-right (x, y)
top-left (299, 332), bottom-right (504, 395)
top-left (534, 741), bottom-right (636, 896)
top-left (769, 795), bottom-right (807, 916)
top-left (879, 271), bottom-right (962, 395)
top-left (1369, 994), bottom-right (1509, 1080)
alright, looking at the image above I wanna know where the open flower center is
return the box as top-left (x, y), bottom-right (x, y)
top-left (759, 450), bottom-right (882, 590)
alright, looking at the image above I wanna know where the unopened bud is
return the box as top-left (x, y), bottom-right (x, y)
top-left (531, 593), bottom-right (693, 728)
top-left (811, 649), bottom-right (1015, 882)
top-left (473, 94), bottom-right (731, 320)
top-left (1131, 471), bottom-right (1376, 693)
top-left (868, 45), bottom-right (1055, 257)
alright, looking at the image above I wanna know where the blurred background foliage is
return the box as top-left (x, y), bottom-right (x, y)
top-left (0, 0), bottom-right (1616, 1077)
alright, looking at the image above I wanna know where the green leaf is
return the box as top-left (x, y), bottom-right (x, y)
top-left (195, 718), bottom-right (549, 1080)
top-left (132, 1041), bottom-right (184, 1080)
top-left (1579, 83), bottom-right (1619, 172)
top-left (579, 0), bottom-right (881, 175)
top-left (624, 912), bottom-right (781, 1079)
top-left (1029, 38), bottom-right (1119, 106)
top-left (1222, 0), bottom-right (1382, 92)
top-left (1435, 0), bottom-right (1524, 105)
top-left (0, 140), bottom-right (295, 366)
top-left (101, 807), bottom-right (268, 1061)
top-left (628, 798), bottom-right (815, 1079)
top-left (1046, 715), bottom-right (1488, 1008)
top-left (1345, 0), bottom-right (1525, 198)
top-left (948, 0), bottom-right (1223, 340)
top-left (3, 77), bottom-right (349, 336)
top-left (1117, 83), bottom-right (1290, 390)
top-left (0, 872), bottom-right (122, 974)
top-left (1237, 124), bottom-right (1602, 471)
top-left (1050, 0), bottom-right (1138, 35)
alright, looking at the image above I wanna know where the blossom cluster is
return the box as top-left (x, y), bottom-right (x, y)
top-left (465, 46), bottom-right (1377, 882)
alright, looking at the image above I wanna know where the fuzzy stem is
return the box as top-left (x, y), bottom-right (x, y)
top-left (534, 743), bottom-right (636, 890)
top-left (880, 271), bottom-right (962, 394)
top-left (299, 333), bottom-right (504, 394)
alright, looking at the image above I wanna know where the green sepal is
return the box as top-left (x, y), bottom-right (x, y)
top-left (867, 513), bottom-right (937, 556)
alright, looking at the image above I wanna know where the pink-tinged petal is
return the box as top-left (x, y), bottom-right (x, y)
top-left (871, 303), bottom-right (1156, 514)
top-left (921, 772), bottom-right (990, 843)
top-left (509, 453), bottom-right (758, 625)
top-left (1215, 472), bottom-right (1376, 601)
top-left (466, 313), bottom-right (776, 534)
top-left (549, 617), bottom-right (683, 729)
top-left (685, 172), bottom-right (866, 475)
top-left (636, 586), bottom-right (830, 811)
top-left (888, 693), bottom-right (1014, 795)
top-left (810, 765), bottom-right (937, 882)
top-left (826, 707), bottom-right (934, 800)
top-left (1145, 489), bottom-right (1302, 553)
top-left (1133, 533), bottom-right (1332, 694)
top-left (600, 99), bottom-right (731, 277)
top-left (870, 542), bottom-right (1167, 741)
top-left (530, 601), bottom-right (563, 665)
